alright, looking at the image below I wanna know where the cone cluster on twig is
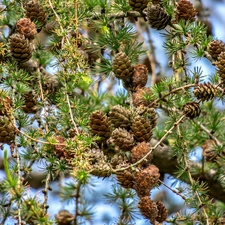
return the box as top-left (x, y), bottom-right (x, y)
top-left (88, 101), bottom-right (167, 223)
top-left (138, 196), bottom-right (168, 224)
top-left (9, 0), bottom-right (47, 63)
top-left (88, 103), bottom-right (157, 177)
top-left (89, 104), bottom-right (157, 155)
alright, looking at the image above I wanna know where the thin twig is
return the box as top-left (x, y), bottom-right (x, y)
top-left (37, 67), bottom-right (49, 133)
top-left (48, 0), bottom-right (69, 44)
top-left (43, 173), bottom-right (51, 214)
top-left (15, 150), bottom-right (22, 224)
top-left (183, 156), bottom-right (210, 225)
top-left (11, 71), bottom-right (22, 225)
top-left (159, 180), bottom-right (186, 201)
top-left (15, 128), bottom-right (66, 146)
top-left (90, 11), bottom-right (143, 20)
top-left (74, 182), bottom-right (81, 225)
top-left (149, 83), bottom-right (197, 107)
top-left (193, 120), bottom-right (222, 146)
top-left (66, 93), bottom-right (79, 134)
top-left (160, 104), bottom-right (223, 148)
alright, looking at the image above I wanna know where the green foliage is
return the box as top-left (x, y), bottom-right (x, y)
top-left (0, 0), bottom-right (225, 224)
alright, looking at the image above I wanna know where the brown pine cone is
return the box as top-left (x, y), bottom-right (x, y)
top-left (55, 210), bottom-right (74, 225)
top-left (110, 154), bottom-right (125, 168)
top-left (176, 0), bottom-right (197, 22)
top-left (133, 164), bottom-right (160, 197)
top-left (193, 83), bottom-right (216, 101)
top-left (217, 52), bottom-right (225, 80)
top-left (53, 136), bottom-right (73, 159)
top-left (131, 142), bottom-right (153, 165)
top-left (22, 91), bottom-right (37, 113)
top-left (0, 91), bottom-right (12, 116)
top-left (89, 160), bottom-right (112, 177)
top-left (112, 52), bottom-right (133, 80)
top-left (136, 105), bottom-right (157, 129)
top-left (182, 102), bottom-right (201, 119)
top-left (132, 87), bottom-right (154, 107)
top-left (146, 4), bottom-right (171, 30)
top-left (0, 116), bottom-right (16, 144)
top-left (109, 128), bottom-right (135, 151)
top-left (202, 140), bottom-right (218, 162)
top-left (124, 64), bottom-right (148, 91)
top-left (116, 170), bottom-right (136, 189)
top-left (108, 105), bottom-right (131, 129)
top-left (89, 110), bottom-right (111, 141)
top-left (87, 148), bottom-right (112, 177)
top-left (9, 33), bottom-right (33, 63)
top-left (156, 201), bottom-right (168, 223)
top-left (131, 114), bottom-right (153, 142)
top-left (24, 0), bottom-right (47, 28)
top-left (129, 0), bottom-right (148, 12)
top-left (138, 196), bottom-right (158, 224)
top-left (15, 18), bottom-right (37, 40)
top-left (207, 40), bottom-right (225, 61)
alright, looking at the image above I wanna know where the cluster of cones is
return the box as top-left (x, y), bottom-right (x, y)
top-left (87, 48), bottom-right (169, 222)
top-left (88, 104), bottom-right (168, 223)
top-left (8, 1), bottom-right (49, 113)
top-left (9, 0), bottom-right (47, 63)
top-left (0, 90), bottom-right (40, 144)
top-left (181, 38), bottom-right (225, 120)
top-left (207, 39), bottom-right (225, 85)
top-left (128, 0), bottom-right (197, 30)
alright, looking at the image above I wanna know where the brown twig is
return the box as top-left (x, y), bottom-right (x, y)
top-left (15, 128), bottom-right (66, 146)
top-left (74, 182), bottom-right (81, 225)
top-left (183, 156), bottom-right (210, 225)
top-left (159, 180), bottom-right (186, 201)
top-left (192, 120), bottom-right (222, 146)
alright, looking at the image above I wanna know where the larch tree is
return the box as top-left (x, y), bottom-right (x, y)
top-left (0, 0), bottom-right (225, 224)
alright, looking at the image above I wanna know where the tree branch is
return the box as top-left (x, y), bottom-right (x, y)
top-left (150, 138), bottom-right (225, 203)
